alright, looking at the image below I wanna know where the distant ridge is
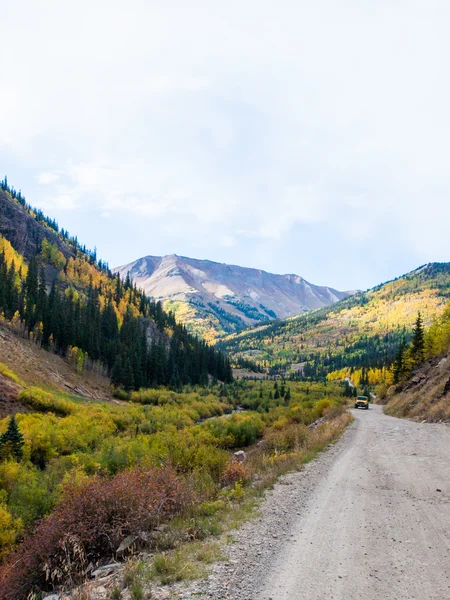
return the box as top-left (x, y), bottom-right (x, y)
top-left (113, 254), bottom-right (354, 339)
top-left (217, 261), bottom-right (450, 378)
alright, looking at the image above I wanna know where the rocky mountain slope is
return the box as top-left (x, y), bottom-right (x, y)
top-left (114, 254), bottom-right (353, 340)
top-left (383, 352), bottom-right (450, 422)
top-left (218, 262), bottom-right (450, 377)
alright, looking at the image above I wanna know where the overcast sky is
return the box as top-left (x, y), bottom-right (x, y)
top-left (1, 1), bottom-right (449, 290)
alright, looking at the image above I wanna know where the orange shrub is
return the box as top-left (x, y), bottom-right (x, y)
top-left (220, 459), bottom-right (249, 487)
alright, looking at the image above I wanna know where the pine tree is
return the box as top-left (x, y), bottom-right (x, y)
top-left (393, 338), bottom-right (406, 384)
top-left (36, 268), bottom-right (47, 325)
top-left (110, 355), bottom-right (123, 388)
top-left (411, 312), bottom-right (425, 364)
top-left (5, 262), bottom-right (19, 319)
top-left (24, 256), bottom-right (39, 332)
top-left (0, 415), bottom-right (24, 460)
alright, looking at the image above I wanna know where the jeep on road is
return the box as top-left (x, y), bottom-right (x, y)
top-left (354, 395), bottom-right (369, 410)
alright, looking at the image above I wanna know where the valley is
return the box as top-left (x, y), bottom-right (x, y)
top-left (2, 4), bottom-right (449, 599)
top-left (0, 181), bottom-right (449, 600)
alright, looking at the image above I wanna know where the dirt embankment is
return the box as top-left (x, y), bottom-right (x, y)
top-left (0, 373), bottom-right (28, 418)
top-left (0, 323), bottom-right (112, 417)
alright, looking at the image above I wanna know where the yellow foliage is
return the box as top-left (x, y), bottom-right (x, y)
top-left (327, 366), bottom-right (393, 387)
top-left (0, 499), bottom-right (23, 559)
top-left (40, 238), bottom-right (66, 270)
top-left (424, 299), bottom-right (450, 358)
top-left (0, 236), bottom-right (28, 277)
top-left (0, 363), bottom-right (25, 386)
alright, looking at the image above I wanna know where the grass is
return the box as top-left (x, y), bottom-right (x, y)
top-left (144, 540), bottom-right (226, 585)
top-left (151, 550), bottom-right (206, 584)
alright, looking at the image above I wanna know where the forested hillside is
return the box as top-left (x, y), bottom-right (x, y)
top-left (218, 263), bottom-right (450, 378)
top-left (0, 179), bottom-right (232, 390)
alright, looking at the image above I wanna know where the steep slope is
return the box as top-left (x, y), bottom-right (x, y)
top-left (0, 321), bottom-right (112, 418)
top-left (114, 254), bottom-right (353, 340)
top-left (383, 352), bottom-right (450, 422)
top-left (381, 300), bottom-right (450, 422)
top-left (218, 263), bottom-right (450, 377)
top-left (0, 180), bottom-right (232, 396)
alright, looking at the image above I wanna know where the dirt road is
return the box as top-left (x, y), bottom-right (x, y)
top-left (194, 405), bottom-right (450, 600)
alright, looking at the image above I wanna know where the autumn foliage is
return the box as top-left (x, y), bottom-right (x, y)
top-left (220, 460), bottom-right (250, 487)
top-left (0, 465), bottom-right (191, 600)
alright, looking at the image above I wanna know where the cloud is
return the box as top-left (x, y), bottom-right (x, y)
top-left (39, 193), bottom-right (78, 211)
top-left (37, 172), bottom-right (60, 185)
top-left (0, 1), bottom-right (449, 288)
top-left (221, 236), bottom-right (236, 247)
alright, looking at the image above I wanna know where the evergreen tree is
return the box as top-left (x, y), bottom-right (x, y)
top-left (0, 415), bottom-right (24, 460)
top-left (4, 262), bottom-right (19, 319)
top-left (393, 338), bottom-right (406, 384)
top-left (411, 312), bottom-right (425, 364)
top-left (36, 268), bottom-right (47, 325)
top-left (24, 256), bottom-right (39, 332)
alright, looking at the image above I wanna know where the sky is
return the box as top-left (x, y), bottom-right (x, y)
top-left (1, 1), bottom-right (450, 291)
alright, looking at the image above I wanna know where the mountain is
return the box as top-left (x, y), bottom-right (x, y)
top-left (113, 254), bottom-right (354, 340)
top-left (218, 262), bottom-right (450, 378)
top-left (0, 180), bottom-right (232, 393)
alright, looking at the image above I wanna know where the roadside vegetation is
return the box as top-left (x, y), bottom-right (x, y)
top-left (0, 377), bottom-right (351, 599)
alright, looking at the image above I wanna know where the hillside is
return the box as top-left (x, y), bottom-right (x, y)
top-left (382, 353), bottom-right (450, 422)
top-left (114, 254), bottom-right (354, 340)
top-left (218, 263), bottom-right (450, 377)
top-left (0, 181), bottom-right (232, 393)
top-left (0, 321), bottom-right (113, 418)
top-left (379, 299), bottom-right (450, 422)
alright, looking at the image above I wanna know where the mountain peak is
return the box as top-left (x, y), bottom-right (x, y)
top-left (113, 255), bottom-right (353, 340)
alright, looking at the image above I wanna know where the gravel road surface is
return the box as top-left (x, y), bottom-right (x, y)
top-left (191, 404), bottom-right (450, 600)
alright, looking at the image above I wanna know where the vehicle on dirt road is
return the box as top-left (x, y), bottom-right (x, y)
top-left (354, 395), bottom-right (369, 409)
